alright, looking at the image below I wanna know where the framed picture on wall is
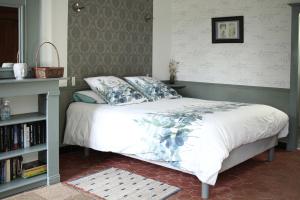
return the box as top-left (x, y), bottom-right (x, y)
top-left (212, 16), bottom-right (244, 43)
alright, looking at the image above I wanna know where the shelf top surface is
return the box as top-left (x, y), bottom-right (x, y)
top-left (0, 68), bottom-right (13, 72)
top-left (0, 78), bottom-right (67, 84)
top-left (0, 112), bottom-right (46, 127)
top-left (0, 174), bottom-right (47, 192)
top-left (0, 144), bottom-right (47, 161)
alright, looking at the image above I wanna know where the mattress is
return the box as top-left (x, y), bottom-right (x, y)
top-left (64, 97), bottom-right (289, 185)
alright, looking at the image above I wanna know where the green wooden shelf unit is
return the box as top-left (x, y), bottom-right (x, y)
top-left (0, 78), bottom-right (63, 198)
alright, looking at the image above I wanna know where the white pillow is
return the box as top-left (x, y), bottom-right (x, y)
top-left (84, 76), bottom-right (147, 105)
top-left (73, 90), bottom-right (106, 104)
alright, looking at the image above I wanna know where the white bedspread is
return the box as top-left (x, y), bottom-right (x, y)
top-left (64, 98), bottom-right (288, 185)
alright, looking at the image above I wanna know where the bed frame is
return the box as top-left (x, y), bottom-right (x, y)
top-left (84, 135), bottom-right (278, 199)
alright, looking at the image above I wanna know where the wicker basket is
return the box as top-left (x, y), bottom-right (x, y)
top-left (33, 41), bottom-right (64, 78)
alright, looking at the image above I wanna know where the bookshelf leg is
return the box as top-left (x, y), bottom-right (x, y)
top-left (47, 92), bottom-right (60, 185)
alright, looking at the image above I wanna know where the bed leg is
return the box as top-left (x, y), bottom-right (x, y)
top-left (201, 182), bottom-right (209, 199)
top-left (84, 148), bottom-right (90, 157)
top-left (267, 147), bottom-right (275, 162)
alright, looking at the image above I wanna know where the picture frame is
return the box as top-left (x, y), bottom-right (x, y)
top-left (212, 16), bottom-right (244, 43)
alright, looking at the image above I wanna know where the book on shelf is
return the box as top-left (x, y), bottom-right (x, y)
top-left (0, 157), bottom-right (47, 184)
top-left (5, 160), bottom-right (10, 183)
top-left (0, 121), bottom-right (46, 153)
top-left (22, 160), bottom-right (46, 179)
top-left (0, 157), bottom-right (22, 184)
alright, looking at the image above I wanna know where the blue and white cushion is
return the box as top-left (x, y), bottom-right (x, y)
top-left (124, 76), bottom-right (181, 101)
top-left (85, 76), bottom-right (147, 105)
top-left (73, 90), bottom-right (106, 104)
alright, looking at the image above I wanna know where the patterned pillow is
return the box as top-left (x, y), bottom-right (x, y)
top-left (73, 90), bottom-right (106, 104)
top-left (84, 76), bottom-right (147, 105)
top-left (124, 76), bottom-right (181, 101)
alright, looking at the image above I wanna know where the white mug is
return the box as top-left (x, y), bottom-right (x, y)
top-left (13, 63), bottom-right (28, 80)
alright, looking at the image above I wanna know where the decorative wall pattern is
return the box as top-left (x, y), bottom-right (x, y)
top-left (68, 0), bottom-right (152, 87)
top-left (170, 0), bottom-right (297, 89)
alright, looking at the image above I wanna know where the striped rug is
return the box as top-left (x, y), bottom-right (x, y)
top-left (68, 167), bottom-right (180, 200)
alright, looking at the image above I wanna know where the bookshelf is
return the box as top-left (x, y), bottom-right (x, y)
top-left (0, 78), bottom-right (63, 198)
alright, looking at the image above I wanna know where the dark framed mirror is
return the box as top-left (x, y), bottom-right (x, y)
top-left (0, 1), bottom-right (25, 66)
top-left (0, 0), bottom-right (40, 79)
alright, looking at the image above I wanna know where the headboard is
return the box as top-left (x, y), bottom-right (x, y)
top-left (175, 81), bottom-right (290, 114)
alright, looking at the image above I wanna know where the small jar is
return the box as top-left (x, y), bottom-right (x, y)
top-left (0, 100), bottom-right (11, 121)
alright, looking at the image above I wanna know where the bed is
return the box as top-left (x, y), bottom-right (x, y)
top-left (63, 97), bottom-right (289, 199)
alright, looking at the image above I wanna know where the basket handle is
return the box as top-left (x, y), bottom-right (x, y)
top-left (17, 50), bottom-right (20, 63)
top-left (35, 41), bottom-right (61, 68)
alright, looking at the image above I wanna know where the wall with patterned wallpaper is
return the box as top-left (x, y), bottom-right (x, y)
top-left (154, 0), bottom-right (298, 89)
top-left (68, 0), bottom-right (152, 87)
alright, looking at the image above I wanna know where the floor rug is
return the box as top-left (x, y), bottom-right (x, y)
top-left (4, 183), bottom-right (93, 200)
top-left (67, 167), bottom-right (180, 200)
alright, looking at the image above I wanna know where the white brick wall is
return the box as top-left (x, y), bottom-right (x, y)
top-left (153, 0), bottom-right (299, 88)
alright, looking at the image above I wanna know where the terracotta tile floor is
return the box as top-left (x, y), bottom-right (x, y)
top-left (60, 148), bottom-right (300, 200)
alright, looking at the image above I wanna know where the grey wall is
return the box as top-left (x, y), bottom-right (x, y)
top-left (68, 0), bottom-right (153, 87)
top-left (288, 4), bottom-right (300, 150)
top-left (60, 0), bottom-right (153, 144)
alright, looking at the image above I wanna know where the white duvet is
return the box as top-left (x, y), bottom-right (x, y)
top-left (64, 98), bottom-right (288, 185)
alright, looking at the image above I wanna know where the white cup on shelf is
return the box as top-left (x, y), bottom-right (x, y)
top-left (13, 63), bottom-right (28, 80)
